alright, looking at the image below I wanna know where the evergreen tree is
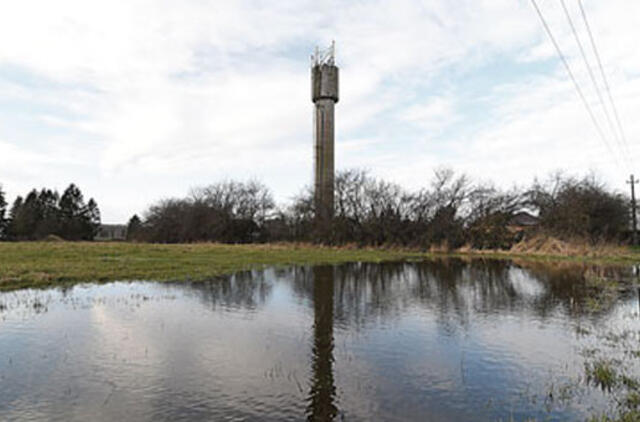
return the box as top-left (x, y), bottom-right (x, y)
top-left (34, 189), bottom-right (61, 238)
top-left (83, 199), bottom-right (101, 240)
top-left (59, 184), bottom-right (86, 240)
top-left (0, 185), bottom-right (6, 239)
top-left (5, 184), bottom-right (100, 240)
top-left (7, 196), bottom-right (23, 239)
top-left (10, 190), bottom-right (41, 240)
top-left (126, 214), bottom-right (143, 241)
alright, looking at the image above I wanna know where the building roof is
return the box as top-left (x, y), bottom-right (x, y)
top-left (509, 211), bottom-right (539, 227)
top-left (100, 224), bottom-right (127, 229)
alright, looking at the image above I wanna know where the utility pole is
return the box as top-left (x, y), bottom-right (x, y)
top-left (628, 175), bottom-right (638, 245)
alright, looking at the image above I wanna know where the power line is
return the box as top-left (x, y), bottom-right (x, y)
top-left (560, 0), bottom-right (629, 171)
top-left (578, 0), bottom-right (632, 162)
top-left (529, 0), bottom-right (620, 168)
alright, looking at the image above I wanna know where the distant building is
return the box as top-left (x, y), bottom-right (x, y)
top-left (506, 211), bottom-right (539, 243)
top-left (509, 211), bottom-right (539, 228)
top-left (95, 224), bottom-right (127, 241)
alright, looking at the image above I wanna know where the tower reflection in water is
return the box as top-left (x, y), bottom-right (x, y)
top-left (306, 265), bottom-right (338, 421)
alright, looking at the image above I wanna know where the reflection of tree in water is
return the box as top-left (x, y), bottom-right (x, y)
top-left (290, 259), bottom-right (628, 331)
top-left (174, 259), bottom-right (630, 328)
top-left (166, 259), bottom-right (632, 420)
top-left (513, 260), bottom-right (637, 317)
top-left (173, 270), bottom-right (273, 310)
top-left (306, 266), bottom-right (338, 421)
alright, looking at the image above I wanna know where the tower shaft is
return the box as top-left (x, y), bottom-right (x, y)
top-left (314, 99), bottom-right (335, 221)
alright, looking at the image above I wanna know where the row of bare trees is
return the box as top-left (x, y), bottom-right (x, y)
top-left (1, 170), bottom-right (626, 246)
top-left (281, 168), bottom-right (528, 248)
top-left (129, 180), bottom-right (275, 243)
top-left (129, 169), bottom-right (630, 248)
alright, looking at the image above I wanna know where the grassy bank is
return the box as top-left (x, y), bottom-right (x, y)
top-left (0, 242), bottom-right (428, 291)
top-left (449, 236), bottom-right (640, 266)
top-left (1, 240), bottom-right (639, 291)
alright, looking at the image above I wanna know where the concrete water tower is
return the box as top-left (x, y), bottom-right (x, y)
top-left (311, 41), bottom-right (339, 223)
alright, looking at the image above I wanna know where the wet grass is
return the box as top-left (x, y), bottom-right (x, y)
top-left (582, 272), bottom-right (624, 313)
top-left (586, 359), bottom-right (619, 392)
top-left (1, 240), bottom-right (640, 291)
top-left (580, 327), bottom-right (640, 422)
top-left (588, 411), bottom-right (640, 422)
top-left (0, 242), bottom-right (429, 291)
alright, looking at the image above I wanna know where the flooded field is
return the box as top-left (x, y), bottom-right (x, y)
top-left (0, 259), bottom-right (639, 421)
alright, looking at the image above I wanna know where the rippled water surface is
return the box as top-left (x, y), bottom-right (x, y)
top-left (1, 260), bottom-right (639, 421)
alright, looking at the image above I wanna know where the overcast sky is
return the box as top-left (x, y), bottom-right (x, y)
top-left (1, 0), bottom-right (638, 222)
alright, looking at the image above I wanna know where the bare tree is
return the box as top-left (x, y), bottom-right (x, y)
top-left (527, 172), bottom-right (627, 242)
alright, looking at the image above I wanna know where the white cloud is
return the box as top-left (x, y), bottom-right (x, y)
top-left (398, 96), bottom-right (458, 132)
top-left (0, 0), bottom-right (639, 221)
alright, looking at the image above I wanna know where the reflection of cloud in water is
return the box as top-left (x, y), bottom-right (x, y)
top-left (506, 267), bottom-right (546, 298)
top-left (86, 281), bottom-right (310, 420)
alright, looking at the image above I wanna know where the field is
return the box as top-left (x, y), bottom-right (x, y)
top-left (1, 240), bottom-right (639, 291)
top-left (0, 242), bottom-right (429, 291)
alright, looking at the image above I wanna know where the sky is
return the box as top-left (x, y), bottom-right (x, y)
top-left (1, 0), bottom-right (639, 223)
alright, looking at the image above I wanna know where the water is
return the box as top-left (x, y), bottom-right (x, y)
top-left (0, 259), bottom-right (638, 421)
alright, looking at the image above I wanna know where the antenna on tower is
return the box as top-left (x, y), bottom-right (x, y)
top-left (311, 41), bottom-right (335, 67)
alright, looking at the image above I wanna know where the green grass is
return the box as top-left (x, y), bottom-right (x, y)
top-left (586, 359), bottom-right (619, 391)
top-left (448, 248), bottom-right (640, 267)
top-left (1, 241), bottom-right (640, 292)
top-left (588, 411), bottom-right (640, 422)
top-left (0, 242), bottom-right (429, 291)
